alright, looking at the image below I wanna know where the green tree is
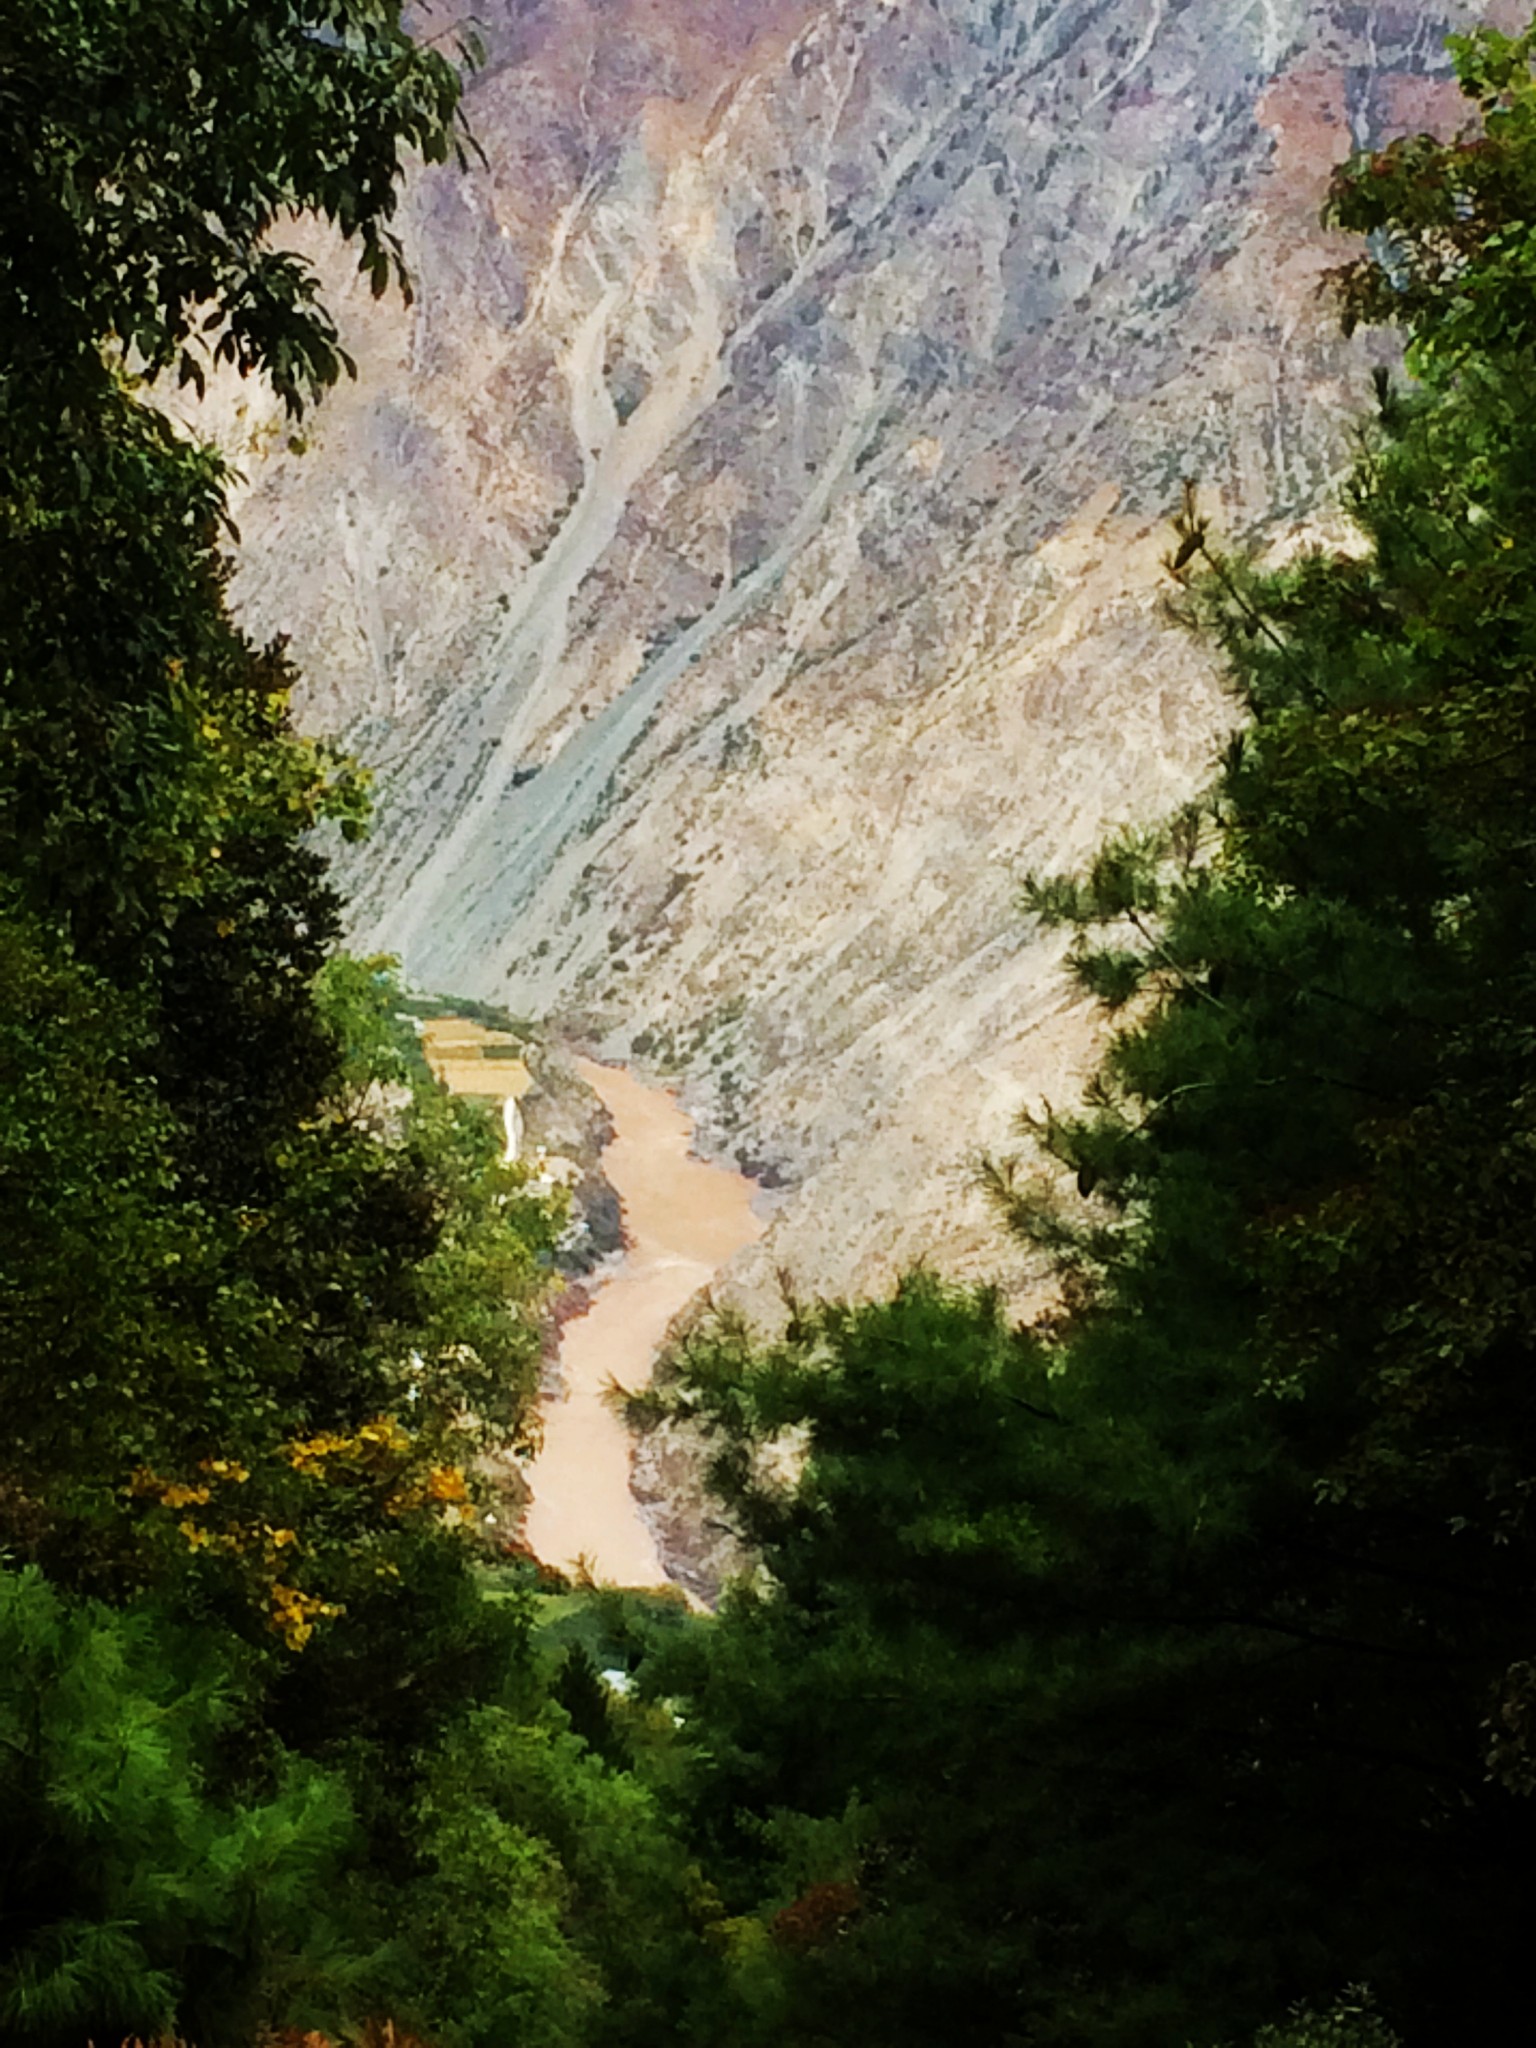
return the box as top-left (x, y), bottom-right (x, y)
top-left (394, 1702), bottom-right (709, 2048)
top-left (0, 0), bottom-right (472, 418)
top-left (0, 9), bottom-right (746, 2044)
top-left (1247, 1996), bottom-right (1401, 2048)
top-left (0, 0), bottom-right (566, 1670)
top-left (0, 1565), bottom-right (370, 2048)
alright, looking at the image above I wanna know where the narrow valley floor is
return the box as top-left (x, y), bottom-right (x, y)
top-left (522, 1057), bottom-right (764, 1589)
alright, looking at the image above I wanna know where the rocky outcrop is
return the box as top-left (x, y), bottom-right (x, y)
top-left (191, 0), bottom-right (1506, 1308)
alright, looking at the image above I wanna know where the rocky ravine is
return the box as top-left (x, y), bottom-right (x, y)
top-left (189, 0), bottom-right (1510, 1315)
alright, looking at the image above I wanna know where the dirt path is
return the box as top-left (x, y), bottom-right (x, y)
top-left (522, 1058), bottom-right (763, 1589)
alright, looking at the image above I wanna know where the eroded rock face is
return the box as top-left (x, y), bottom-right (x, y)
top-left (202, 0), bottom-right (1499, 1306)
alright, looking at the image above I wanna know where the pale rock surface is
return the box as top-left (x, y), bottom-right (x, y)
top-left (183, 0), bottom-right (1506, 1311)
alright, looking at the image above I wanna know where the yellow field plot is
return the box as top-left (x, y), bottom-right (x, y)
top-left (419, 1016), bottom-right (533, 1102)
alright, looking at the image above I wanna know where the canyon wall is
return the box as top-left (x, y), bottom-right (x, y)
top-left (196, 0), bottom-right (1506, 1308)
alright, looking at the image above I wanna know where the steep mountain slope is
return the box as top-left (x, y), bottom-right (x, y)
top-left (203, 0), bottom-right (1504, 1305)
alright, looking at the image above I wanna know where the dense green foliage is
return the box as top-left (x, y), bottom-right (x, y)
top-left (0, 1567), bottom-right (374, 2047)
top-left (0, 9), bottom-right (644, 2044)
top-left (1, 0), bottom-right (472, 416)
top-left (7, 6), bottom-right (1536, 2046)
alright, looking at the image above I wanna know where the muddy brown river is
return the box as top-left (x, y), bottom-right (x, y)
top-left (521, 1057), bottom-right (764, 1589)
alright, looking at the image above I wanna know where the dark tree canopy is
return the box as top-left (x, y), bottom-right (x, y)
top-left (0, 14), bottom-right (596, 2039)
top-left (0, 0), bottom-right (473, 417)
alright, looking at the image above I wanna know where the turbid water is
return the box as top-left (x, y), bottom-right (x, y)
top-left (522, 1057), bottom-right (764, 1589)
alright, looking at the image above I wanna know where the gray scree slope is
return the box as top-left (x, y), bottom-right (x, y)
top-left (200, 0), bottom-right (1499, 1306)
